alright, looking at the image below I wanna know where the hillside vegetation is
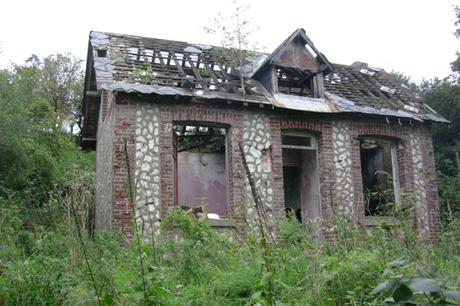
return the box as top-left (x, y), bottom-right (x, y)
top-left (2, 12), bottom-right (460, 303)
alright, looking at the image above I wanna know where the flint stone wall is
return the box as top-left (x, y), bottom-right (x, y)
top-left (94, 95), bottom-right (442, 241)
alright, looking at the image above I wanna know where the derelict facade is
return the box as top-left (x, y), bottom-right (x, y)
top-left (81, 29), bottom-right (447, 241)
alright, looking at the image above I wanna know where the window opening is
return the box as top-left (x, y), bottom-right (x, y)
top-left (360, 138), bottom-right (400, 216)
top-left (173, 123), bottom-right (229, 217)
top-left (277, 67), bottom-right (313, 97)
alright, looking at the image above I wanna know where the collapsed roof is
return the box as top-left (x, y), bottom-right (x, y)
top-left (81, 28), bottom-right (448, 148)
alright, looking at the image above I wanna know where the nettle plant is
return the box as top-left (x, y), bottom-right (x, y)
top-left (371, 257), bottom-right (460, 305)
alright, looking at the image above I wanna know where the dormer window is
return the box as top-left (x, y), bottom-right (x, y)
top-left (276, 67), bottom-right (314, 97)
top-left (252, 29), bottom-right (332, 99)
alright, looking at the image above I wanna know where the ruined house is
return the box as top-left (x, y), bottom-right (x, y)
top-left (81, 29), bottom-right (448, 241)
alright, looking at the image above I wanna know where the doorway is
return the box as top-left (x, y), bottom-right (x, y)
top-left (282, 131), bottom-right (321, 237)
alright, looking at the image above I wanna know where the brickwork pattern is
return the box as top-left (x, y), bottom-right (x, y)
top-left (419, 125), bottom-right (442, 240)
top-left (111, 97), bottom-right (136, 239)
top-left (96, 94), bottom-right (442, 241)
top-left (156, 102), bottom-right (245, 229)
top-left (270, 115), bottom-right (335, 240)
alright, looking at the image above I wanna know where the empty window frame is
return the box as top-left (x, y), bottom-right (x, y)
top-left (281, 130), bottom-right (316, 150)
top-left (281, 131), bottom-right (322, 238)
top-left (360, 137), bottom-right (401, 216)
top-left (173, 123), bottom-right (229, 217)
top-left (277, 67), bottom-right (313, 97)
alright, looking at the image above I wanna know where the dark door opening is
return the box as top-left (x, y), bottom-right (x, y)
top-left (282, 132), bottom-right (321, 237)
top-left (283, 165), bottom-right (302, 222)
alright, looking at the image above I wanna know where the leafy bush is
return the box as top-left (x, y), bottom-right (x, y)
top-left (1, 204), bottom-right (460, 305)
top-left (371, 257), bottom-right (460, 305)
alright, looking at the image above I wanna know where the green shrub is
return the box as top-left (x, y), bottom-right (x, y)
top-left (1, 207), bottom-right (460, 305)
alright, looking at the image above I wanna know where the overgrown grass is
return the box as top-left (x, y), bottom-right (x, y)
top-left (1, 199), bottom-right (460, 305)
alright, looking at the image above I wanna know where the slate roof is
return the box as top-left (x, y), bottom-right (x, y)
top-left (85, 29), bottom-right (448, 123)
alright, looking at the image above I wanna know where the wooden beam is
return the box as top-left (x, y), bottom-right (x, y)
top-left (154, 49), bottom-right (166, 66)
top-left (86, 90), bottom-right (101, 97)
top-left (185, 54), bottom-right (207, 90)
top-left (216, 62), bottom-right (238, 93)
top-left (136, 46), bottom-right (142, 61)
top-left (204, 62), bottom-right (222, 90)
top-left (172, 55), bottom-right (186, 77)
top-left (166, 51), bottom-right (172, 66)
top-left (271, 66), bottom-right (278, 93)
top-left (312, 74), bottom-right (324, 98)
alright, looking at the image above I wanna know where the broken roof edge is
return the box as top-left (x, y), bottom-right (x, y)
top-left (96, 81), bottom-right (447, 123)
top-left (374, 68), bottom-right (450, 123)
top-left (89, 30), bottom-right (269, 62)
top-left (86, 30), bottom-right (449, 124)
top-left (100, 82), bottom-right (272, 105)
top-left (325, 92), bottom-right (449, 123)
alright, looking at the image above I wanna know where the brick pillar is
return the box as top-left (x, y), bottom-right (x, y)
top-left (111, 97), bottom-right (136, 239)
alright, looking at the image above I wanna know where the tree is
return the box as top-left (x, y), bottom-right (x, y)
top-left (24, 53), bottom-right (84, 133)
top-left (389, 70), bottom-right (419, 92)
top-left (204, 0), bottom-right (262, 95)
top-left (0, 54), bottom-right (85, 210)
top-left (451, 6), bottom-right (460, 81)
top-left (411, 6), bottom-right (460, 222)
top-left (387, 8), bottom-right (460, 223)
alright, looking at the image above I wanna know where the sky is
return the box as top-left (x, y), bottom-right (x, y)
top-left (0, 0), bottom-right (459, 83)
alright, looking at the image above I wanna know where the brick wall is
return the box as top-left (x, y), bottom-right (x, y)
top-left (110, 95), bottom-right (137, 239)
top-left (420, 125), bottom-right (442, 240)
top-left (99, 94), bottom-right (441, 241)
top-left (157, 102), bottom-right (246, 228)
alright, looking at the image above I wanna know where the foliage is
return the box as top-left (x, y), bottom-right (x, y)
top-left (390, 70), bottom-right (419, 92)
top-left (372, 257), bottom-right (460, 305)
top-left (420, 78), bottom-right (460, 224)
top-left (24, 53), bottom-right (84, 133)
top-left (204, 0), bottom-right (263, 95)
top-left (2, 6), bottom-right (460, 306)
top-left (0, 54), bottom-right (87, 221)
top-left (1, 206), bottom-right (460, 305)
top-left (387, 7), bottom-right (460, 225)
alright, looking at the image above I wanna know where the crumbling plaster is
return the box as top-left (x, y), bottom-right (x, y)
top-left (95, 92), bottom-right (114, 231)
